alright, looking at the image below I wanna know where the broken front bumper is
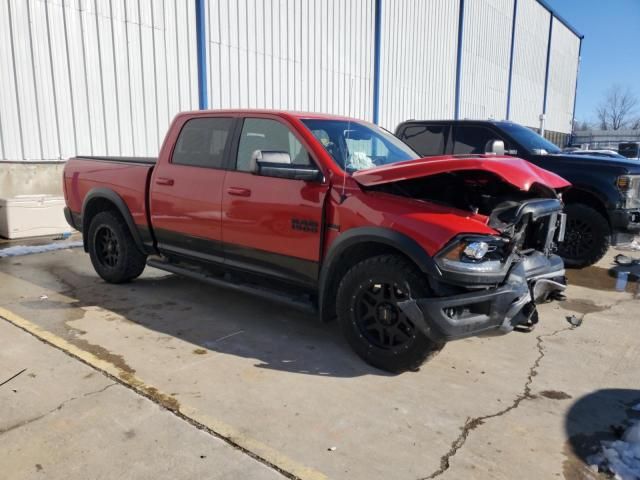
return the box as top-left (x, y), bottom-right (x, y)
top-left (399, 253), bottom-right (565, 342)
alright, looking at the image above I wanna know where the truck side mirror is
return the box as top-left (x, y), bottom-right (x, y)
top-left (250, 150), bottom-right (292, 169)
top-left (250, 150), bottom-right (323, 182)
top-left (484, 139), bottom-right (505, 156)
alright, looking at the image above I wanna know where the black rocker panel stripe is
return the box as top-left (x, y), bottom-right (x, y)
top-left (154, 228), bottom-right (318, 287)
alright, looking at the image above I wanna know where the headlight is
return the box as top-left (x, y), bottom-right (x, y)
top-left (436, 236), bottom-right (511, 274)
top-left (616, 175), bottom-right (640, 209)
top-left (463, 241), bottom-right (490, 260)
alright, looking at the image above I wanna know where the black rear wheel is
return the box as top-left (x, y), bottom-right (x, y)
top-left (88, 211), bottom-right (147, 283)
top-left (337, 254), bottom-right (444, 373)
top-left (95, 226), bottom-right (120, 268)
top-left (557, 203), bottom-right (610, 268)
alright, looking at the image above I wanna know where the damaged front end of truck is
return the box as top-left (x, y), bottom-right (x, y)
top-left (353, 156), bottom-right (570, 340)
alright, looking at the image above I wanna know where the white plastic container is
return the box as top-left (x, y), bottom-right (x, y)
top-left (0, 195), bottom-right (71, 239)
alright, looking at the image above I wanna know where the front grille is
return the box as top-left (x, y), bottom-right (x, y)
top-left (487, 198), bottom-right (565, 256)
top-left (522, 211), bottom-right (565, 254)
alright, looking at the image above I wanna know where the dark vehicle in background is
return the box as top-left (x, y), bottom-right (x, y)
top-left (395, 120), bottom-right (640, 268)
top-left (619, 142), bottom-right (640, 160)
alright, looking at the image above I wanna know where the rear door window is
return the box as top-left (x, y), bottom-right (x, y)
top-left (452, 126), bottom-right (504, 155)
top-left (172, 117), bottom-right (233, 168)
top-left (397, 124), bottom-right (449, 157)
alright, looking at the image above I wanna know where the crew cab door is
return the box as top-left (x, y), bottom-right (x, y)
top-left (150, 116), bottom-right (235, 262)
top-left (221, 116), bottom-right (329, 287)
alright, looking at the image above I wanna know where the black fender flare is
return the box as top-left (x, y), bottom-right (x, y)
top-left (318, 226), bottom-right (441, 320)
top-left (81, 188), bottom-right (147, 254)
top-left (562, 184), bottom-right (611, 213)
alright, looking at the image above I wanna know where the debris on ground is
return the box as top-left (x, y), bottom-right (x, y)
top-left (0, 241), bottom-right (83, 258)
top-left (0, 368), bottom-right (27, 388)
top-left (615, 239), bottom-right (640, 252)
top-left (327, 447), bottom-right (337, 452)
top-left (588, 421), bottom-right (640, 480)
top-left (615, 254), bottom-right (640, 266)
top-left (566, 315), bottom-right (583, 327)
top-left (39, 294), bottom-right (48, 300)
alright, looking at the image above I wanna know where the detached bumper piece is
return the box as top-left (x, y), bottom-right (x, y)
top-left (398, 254), bottom-right (566, 342)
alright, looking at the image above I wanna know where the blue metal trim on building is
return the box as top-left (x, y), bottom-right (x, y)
top-left (505, 0), bottom-right (518, 120)
top-left (372, 0), bottom-right (382, 124)
top-left (542, 13), bottom-right (553, 115)
top-left (454, 0), bottom-right (465, 120)
top-left (536, 0), bottom-right (583, 39)
top-left (195, 0), bottom-right (208, 110)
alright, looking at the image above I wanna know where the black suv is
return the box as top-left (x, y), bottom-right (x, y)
top-left (395, 120), bottom-right (640, 267)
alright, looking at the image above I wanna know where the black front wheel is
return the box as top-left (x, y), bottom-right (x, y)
top-left (88, 211), bottom-right (147, 283)
top-left (557, 203), bottom-right (610, 268)
top-left (336, 254), bottom-right (444, 373)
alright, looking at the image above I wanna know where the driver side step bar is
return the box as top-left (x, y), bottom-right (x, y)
top-left (146, 257), bottom-right (318, 315)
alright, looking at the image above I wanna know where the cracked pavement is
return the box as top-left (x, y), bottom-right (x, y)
top-left (1, 247), bottom-right (639, 479)
top-left (421, 326), bottom-right (576, 480)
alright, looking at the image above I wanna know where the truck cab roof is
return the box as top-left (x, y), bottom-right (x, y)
top-left (398, 119), bottom-right (519, 127)
top-left (175, 109), bottom-right (367, 123)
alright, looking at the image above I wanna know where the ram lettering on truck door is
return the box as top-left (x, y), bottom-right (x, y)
top-left (149, 116), bottom-right (234, 262)
top-left (221, 116), bottom-right (329, 286)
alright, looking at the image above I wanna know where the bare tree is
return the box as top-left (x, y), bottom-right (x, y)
top-left (596, 85), bottom-right (639, 130)
top-left (596, 105), bottom-right (609, 130)
top-left (573, 119), bottom-right (591, 131)
top-left (631, 117), bottom-right (640, 130)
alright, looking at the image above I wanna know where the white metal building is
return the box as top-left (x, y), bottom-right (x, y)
top-left (0, 0), bottom-right (582, 167)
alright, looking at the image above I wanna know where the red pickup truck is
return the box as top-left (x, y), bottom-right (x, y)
top-left (64, 110), bottom-right (569, 372)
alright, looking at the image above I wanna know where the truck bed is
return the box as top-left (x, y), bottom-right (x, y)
top-left (63, 156), bottom-right (155, 234)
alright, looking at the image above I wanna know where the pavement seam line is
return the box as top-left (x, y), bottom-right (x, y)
top-left (0, 307), bottom-right (327, 480)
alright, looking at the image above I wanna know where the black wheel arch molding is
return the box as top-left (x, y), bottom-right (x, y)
top-left (81, 188), bottom-right (151, 255)
top-left (318, 226), bottom-right (442, 321)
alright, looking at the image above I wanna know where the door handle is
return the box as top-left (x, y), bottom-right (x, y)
top-left (156, 177), bottom-right (174, 186)
top-left (227, 187), bottom-right (252, 197)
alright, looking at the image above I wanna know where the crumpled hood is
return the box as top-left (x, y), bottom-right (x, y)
top-left (352, 155), bottom-right (571, 191)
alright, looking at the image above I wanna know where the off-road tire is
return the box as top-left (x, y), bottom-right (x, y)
top-left (336, 254), bottom-right (444, 373)
top-left (558, 203), bottom-right (610, 268)
top-left (87, 211), bottom-right (147, 283)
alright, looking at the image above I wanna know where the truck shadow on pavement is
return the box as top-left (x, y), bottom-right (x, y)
top-left (563, 388), bottom-right (640, 478)
top-left (14, 259), bottom-right (394, 378)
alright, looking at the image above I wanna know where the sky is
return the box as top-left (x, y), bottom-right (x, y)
top-left (544, 0), bottom-right (640, 123)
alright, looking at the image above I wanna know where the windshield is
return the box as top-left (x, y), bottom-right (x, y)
top-left (301, 119), bottom-right (420, 172)
top-left (499, 123), bottom-right (561, 154)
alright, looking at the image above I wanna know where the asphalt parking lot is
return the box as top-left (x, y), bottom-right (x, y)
top-left (1, 243), bottom-right (639, 479)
